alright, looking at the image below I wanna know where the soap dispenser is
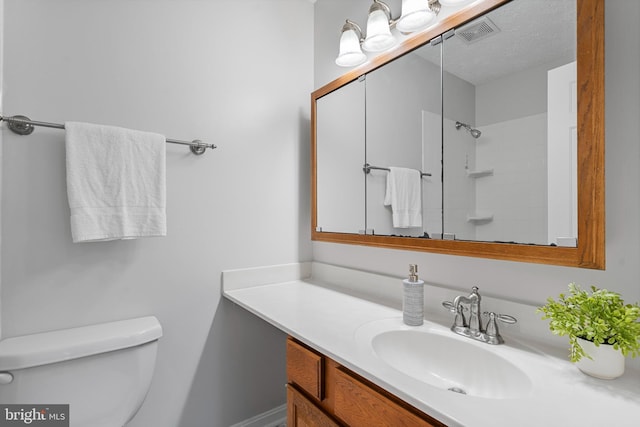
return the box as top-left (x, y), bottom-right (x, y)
top-left (403, 264), bottom-right (424, 326)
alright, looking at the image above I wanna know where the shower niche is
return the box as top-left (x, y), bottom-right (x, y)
top-left (312, 0), bottom-right (604, 268)
top-left (465, 169), bottom-right (494, 228)
top-left (466, 169), bottom-right (493, 179)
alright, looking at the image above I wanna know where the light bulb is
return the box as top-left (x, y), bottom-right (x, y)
top-left (335, 21), bottom-right (367, 67)
top-left (397, 0), bottom-right (436, 33)
top-left (362, 9), bottom-right (396, 52)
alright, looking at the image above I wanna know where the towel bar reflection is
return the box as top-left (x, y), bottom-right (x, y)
top-left (363, 163), bottom-right (431, 177)
top-left (0, 114), bottom-right (217, 155)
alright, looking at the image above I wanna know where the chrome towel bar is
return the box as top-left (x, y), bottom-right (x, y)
top-left (0, 114), bottom-right (217, 155)
top-left (363, 163), bottom-right (432, 177)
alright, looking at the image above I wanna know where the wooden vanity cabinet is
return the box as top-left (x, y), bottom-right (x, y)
top-left (288, 386), bottom-right (341, 427)
top-left (286, 337), bottom-right (447, 427)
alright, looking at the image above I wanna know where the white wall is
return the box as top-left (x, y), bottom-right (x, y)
top-left (0, 0), bottom-right (4, 337)
top-left (1, 1), bottom-right (313, 426)
top-left (313, 0), bottom-right (640, 370)
top-left (475, 113), bottom-right (547, 244)
top-left (422, 110), bottom-right (443, 236)
top-left (443, 117), bottom-right (477, 240)
top-left (316, 79), bottom-right (365, 233)
top-left (442, 69), bottom-right (476, 240)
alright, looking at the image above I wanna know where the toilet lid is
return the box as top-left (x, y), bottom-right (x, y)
top-left (0, 316), bottom-right (162, 370)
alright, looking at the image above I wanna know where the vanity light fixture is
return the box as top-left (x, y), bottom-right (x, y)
top-left (336, 20), bottom-right (368, 67)
top-left (397, 0), bottom-right (440, 33)
top-left (362, 0), bottom-right (397, 52)
top-left (336, 0), bottom-right (442, 67)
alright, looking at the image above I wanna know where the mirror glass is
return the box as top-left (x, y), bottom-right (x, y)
top-left (316, 78), bottom-right (365, 233)
top-left (316, 0), bottom-right (578, 246)
top-left (312, 0), bottom-right (603, 269)
top-left (442, 0), bottom-right (576, 246)
top-left (365, 41), bottom-right (442, 238)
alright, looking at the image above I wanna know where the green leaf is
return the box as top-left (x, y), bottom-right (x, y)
top-left (538, 283), bottom-right (640, 362)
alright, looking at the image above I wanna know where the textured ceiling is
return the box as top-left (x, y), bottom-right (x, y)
top-left (416, 0), bottom-right (576, 85)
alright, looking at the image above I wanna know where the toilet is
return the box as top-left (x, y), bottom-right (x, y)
top-left (0, 316), bottom-right (162, 427)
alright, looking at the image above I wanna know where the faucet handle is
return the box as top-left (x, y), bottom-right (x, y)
top-left (442, 301), bottom-right (468, 313)
top-left (483, 312), bottom-right (517, 341)
top-left (495, 313), bottom-right (517, 324)
top-left (443, 301), bottom-right (469, 327)
top-left (442, 301), bottom-right (456, 313)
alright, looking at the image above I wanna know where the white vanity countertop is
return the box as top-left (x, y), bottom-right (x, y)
top-left (222, 263), bottom-right (640, 427)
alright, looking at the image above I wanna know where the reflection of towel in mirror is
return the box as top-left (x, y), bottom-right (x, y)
top-left (384, 167), bottom-right (422, 228)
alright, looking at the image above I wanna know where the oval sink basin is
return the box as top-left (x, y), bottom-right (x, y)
top-left (359, 320), bottom-right (533, 399)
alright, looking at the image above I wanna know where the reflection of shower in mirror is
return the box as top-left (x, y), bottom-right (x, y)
top-left (455, 121), bottom-right (482, 139)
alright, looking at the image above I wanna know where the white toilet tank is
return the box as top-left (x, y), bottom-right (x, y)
top-left (0, 316), bottom-right (162, 427)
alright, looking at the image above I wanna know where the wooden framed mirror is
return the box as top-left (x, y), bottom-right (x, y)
top-left (311, 0), bottom-right (604, 269)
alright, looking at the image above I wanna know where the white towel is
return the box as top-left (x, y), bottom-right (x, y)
top-left (384, 167), bottom-right (423, 228)
top-left (65, 122), bottom-right (167, 242)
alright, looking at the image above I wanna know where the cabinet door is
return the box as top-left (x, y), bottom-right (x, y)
top-left (288, 385), bottom-right (342, 427)
top-left (334, 368), bottom-right (445, 427)
top-left (287, 338), bottom-right (324, 401)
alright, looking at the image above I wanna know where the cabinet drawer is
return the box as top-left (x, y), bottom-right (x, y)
top-left (287, 338), bottom-right (324, 400)
top-left (334, 367), bottom-right (445, 427)
top-left (287, 385), bottom-right (341, 427)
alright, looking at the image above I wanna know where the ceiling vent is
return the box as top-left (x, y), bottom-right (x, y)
top-left (456, 17), bottom-right (501, 45)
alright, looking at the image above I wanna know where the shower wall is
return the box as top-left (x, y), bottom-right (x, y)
top-left (473, 60), bottom-right (557, 244)
top-left (475, 113), bottom-right (547, 243)
top-left (443, 72), bottom-right (477, 240)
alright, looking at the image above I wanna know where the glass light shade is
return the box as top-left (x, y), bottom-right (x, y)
top-left (396, 0), bottom-right (436, 33)
top-left (362, 9), bottom-right (396, 52)
top-left (335, 28), bottom-right (367, 67)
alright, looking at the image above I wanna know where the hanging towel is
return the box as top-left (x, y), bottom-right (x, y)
top-left (65, 122), bottom-right (167, 243)
top-left (384, 167), bottom-right (423, 228)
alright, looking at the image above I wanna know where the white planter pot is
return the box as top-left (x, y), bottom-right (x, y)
top-left (575, 337), bottom-right (625, 379)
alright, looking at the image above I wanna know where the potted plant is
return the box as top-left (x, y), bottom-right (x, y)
top-left (538, 283), bottom-right (640, 379)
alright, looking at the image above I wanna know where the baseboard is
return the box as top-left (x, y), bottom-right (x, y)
top-left (228, 404), bottom-right (286, 427)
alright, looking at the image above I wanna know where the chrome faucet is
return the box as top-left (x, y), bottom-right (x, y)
top-left (453, 286), bottom-right (482, 336)
top-left (443, 286), bottom-right (517, 345)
